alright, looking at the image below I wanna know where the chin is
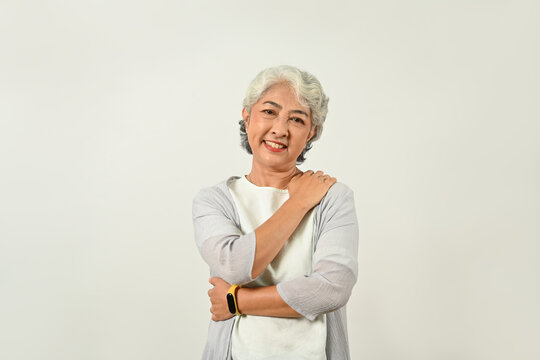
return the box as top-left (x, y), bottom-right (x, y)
top-left (258, 156), bottom-right (296, 169)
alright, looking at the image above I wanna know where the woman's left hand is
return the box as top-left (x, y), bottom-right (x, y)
top-left (208, 277), bottom-right (235, 321)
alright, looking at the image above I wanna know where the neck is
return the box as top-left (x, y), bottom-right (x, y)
top-left (247, 160), bottom-right (300, 189)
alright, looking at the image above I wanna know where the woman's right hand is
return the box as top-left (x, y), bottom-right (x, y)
top-left (287, 170), bottom-right (337, 210)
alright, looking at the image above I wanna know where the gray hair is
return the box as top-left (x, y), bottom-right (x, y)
top-left (238, 65), bottom-right (329, 164)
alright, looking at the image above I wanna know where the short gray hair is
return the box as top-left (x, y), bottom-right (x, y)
top-left (238, 65), bottom-right (329, 164)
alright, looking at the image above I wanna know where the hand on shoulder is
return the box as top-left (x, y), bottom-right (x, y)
top-left (287, 170), bottom-right (337, 210)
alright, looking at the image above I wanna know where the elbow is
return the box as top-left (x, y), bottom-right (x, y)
top-left (203, 250), bottom-right (253, 285)
top-left (276, 271), bottom-right (356, 321)
top-left (201, 233), bottom-right (256, 285)
top-left (214, 260), bottom-right (253, 285)
top-left (315, 272), bottom-right (356, 315)
top-left (313, 281), bottom-right (353, 316)
top-left (315, 262), bottom-right (358, 313)
top-left (330, 284), bottom-right (353, 310)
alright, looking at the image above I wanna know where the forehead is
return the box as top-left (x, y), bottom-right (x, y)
top-left (256, 83), bottom-right (310, 112)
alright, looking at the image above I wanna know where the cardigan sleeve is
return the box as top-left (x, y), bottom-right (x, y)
top-left (192, 185), bottom-right (256, 285)
top-left (276, 183), bottom-right (359, 321)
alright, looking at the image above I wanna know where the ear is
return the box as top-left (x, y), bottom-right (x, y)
top-left (307, 126), bottom-right (317, 142)
top-left (242, 108), bottom-right (249, 130)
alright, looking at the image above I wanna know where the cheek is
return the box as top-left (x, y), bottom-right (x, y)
top-left (247, 122), bottom-right (267, 139)
top-left (293, 130), bottom-right (311, 145)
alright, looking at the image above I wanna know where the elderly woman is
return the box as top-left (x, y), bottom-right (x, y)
top-left (192, 65), bottom-right (358, 359)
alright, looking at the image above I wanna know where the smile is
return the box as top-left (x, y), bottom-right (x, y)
top-left (263, 140), bottom-right (287, 152)
top-left (264, 140), bottom-right (287, 149)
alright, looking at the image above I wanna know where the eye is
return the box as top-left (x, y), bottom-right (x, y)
top-left (262, 109), bottom-right (275, 115)
top-left (291, 117), bottom-right (305, 124)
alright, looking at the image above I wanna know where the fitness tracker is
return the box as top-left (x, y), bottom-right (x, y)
top-left (226, 284), bottom-right (241, 315)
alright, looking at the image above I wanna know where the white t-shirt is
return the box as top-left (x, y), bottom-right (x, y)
top-left (228, 175), bottom-right (326, 360)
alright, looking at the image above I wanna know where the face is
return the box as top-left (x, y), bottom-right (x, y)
top-left (243, 82), bottom-right (317, 171)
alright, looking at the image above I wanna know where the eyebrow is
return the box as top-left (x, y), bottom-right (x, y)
top-left (262, 101), bottom-right (309, 117)
top-left (290, 109), bottom-right (309, 117)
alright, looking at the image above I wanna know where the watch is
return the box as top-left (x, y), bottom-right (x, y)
top-left (226, 284), bottom-right (242, 315)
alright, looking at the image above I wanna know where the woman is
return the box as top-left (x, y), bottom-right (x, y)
top-left (192, 65), bottom-right (358, 359)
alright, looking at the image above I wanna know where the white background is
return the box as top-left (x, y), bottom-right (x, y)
top-left (1, 1), bottom-right (539, 359)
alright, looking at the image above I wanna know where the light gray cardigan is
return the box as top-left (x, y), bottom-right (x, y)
top-left (192, 176), bottom-right (359, 359)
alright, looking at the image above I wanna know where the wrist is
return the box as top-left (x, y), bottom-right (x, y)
top-left (236, 287), bottom-right (250, 315)
top-left (286, 197), bottom-right (311, 212)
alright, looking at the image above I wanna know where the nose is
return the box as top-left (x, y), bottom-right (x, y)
top-left (271, 116), bottom-right (289, 137)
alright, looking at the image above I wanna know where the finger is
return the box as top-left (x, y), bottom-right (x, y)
top-left (209, 277), bottom-right (216, 286)
top-left (315, 170), bottom-right (324, 176)
top-left (207, 288), bottom-right (212, 297)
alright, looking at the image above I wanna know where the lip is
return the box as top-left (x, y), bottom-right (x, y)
top-left (263, 140), bottom-right (287, 153)
top-left (264, 140), bottom-right (287, 147)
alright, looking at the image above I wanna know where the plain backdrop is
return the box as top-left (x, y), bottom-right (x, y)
top-left (1, 1), bottom-right (539, 359)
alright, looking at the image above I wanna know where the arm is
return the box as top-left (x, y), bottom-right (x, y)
top-left (193, 187), bottom-right (310, 284)
top-left (193, 171), bottom-right (336, 284)
top-left (251, 198), bottom-right (311, 278)
top-left (192, 186), bottom-right (255, 285)
top-left (208, 277), bottom-right (301, 321)
top-left (277, 184), bottom-right (358, 320)
top-left (208, 183), bottom-right (358, 321)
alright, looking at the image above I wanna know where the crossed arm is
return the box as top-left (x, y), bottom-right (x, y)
top-left (206, 194), bottom-right (310, 321)
top-left (192, 181), bottom-right (358, 322)
top-left (208, 279), bottom-right (299, 321)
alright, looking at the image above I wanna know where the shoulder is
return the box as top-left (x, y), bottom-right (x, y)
top-left (192, 176), bottom-right (240, 207)
top-left (313, 181), bottom-right (358, 241)
top-left (315, 181), bottom-right (356, 218)
top-left (324, 181), bottom-right (355, 203)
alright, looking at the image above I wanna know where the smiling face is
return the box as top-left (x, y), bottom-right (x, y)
top-left (242, 82), bottom-right (317, 171)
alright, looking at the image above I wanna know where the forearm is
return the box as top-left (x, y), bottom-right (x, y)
top-left (251, 198), bottom-right (309, 278)
top-left (236, 285), bottom-right (301, 318)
